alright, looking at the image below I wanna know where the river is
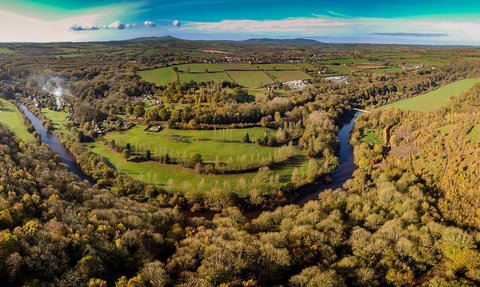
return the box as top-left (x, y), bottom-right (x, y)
top-left (19, 103), bottom-right (361, 220)
top-left (18, 104), bottom-right (93, 184)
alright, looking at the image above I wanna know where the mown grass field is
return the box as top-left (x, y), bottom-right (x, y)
top-left (438, 124), bottom-right (455, 134)
top-left (88, 125), bottom-right (313, 195)
top-left (381, 79), bottom-right (480, 112)
top-left (217, 63), bottom-right (257, 70)
top-left (0, 99), bottom-right (35, 143)
top-left (294, 63), bottom-right (316, 70)
top-left (323, 64), bottom-right (354, 74)
top-left (176, 63), bottom-right (223, 73)
top-left (227, 71), bottom-right (274, 87)
top-left (41, 108), bottom-right (69, 124)
top-left (178, 71), bottom-right (231, 83)
top-left (257, 64), bottom-right (299, 70)
top-left (370, 67), bottom-right (405, 73)
top-left (269, 70), bottom-right (311, 82)
top-left (89, 140), bottom-right (310, 196)
top-left (137, 67), bottom-right (178, 86)
top-left (467, 125), bottom-right (480, 142)
top-left (101, 125), bottom-right (280, 163)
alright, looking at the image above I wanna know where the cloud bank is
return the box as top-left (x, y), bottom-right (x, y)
top-left (69, 20), bottom-right (181, 32)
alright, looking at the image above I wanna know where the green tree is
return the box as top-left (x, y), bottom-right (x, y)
top-left (133, 105), bottom-right (145, 117)
top-left (146, 150), bottom-right (151, 160)
top-left (189, 152), bottom-right (202, 167)
top-left (122, 149), bottom-right (131, 160)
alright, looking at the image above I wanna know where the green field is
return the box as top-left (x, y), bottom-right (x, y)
top-left (0, 99), bottom-right (35, 143)
top-left (41, 108), bottom-right (69, 124)
top-left (269, 70), bottom-right (311, 82)
top-left (361, 129), bottom-right (383, 146)
top-left (257, 64), bottom-right (299, 70)
top-left (176, 63), bottom-right (223, 73)
top-left (370, 67), bottom-right (405, 73)
top-left (0, 48), bottom-right (14, 54)
top-left (467, 125), bottom-right (480, 142)
top-left (88, 125), bottom-right (311, 195)
top-left (323, 64), bottom-right (355, 74)
top-left (437, 124), bottom-right (455, 134)
top-left (227, 71), bottom-right (274, 87)
top-left (381, 79), bottom-right (480, 112)
top-left (294, 63), bottom-right (316, 70)
top-left (178, 71), bottom-right (231, 84)
top-left (137, 67), bottom-right (178, 86)
top-left (217, 63), bottom-right (258, 70)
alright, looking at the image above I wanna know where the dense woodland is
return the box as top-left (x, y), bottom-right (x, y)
top-left (2, 40), bottom-right (480, 285)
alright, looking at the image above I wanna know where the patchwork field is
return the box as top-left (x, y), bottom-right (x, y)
top-left (137, 67), bottom-right (178, 86)
top-left (294, 63), bottom-right (316, 70)
top-left (178, 71), bottom-right (231, 83)
top-left (227, 71), bottom-right (274, 87)
top-left (217, 63), bottom-right (258, 70)
top-left (437, 124), bottom-right (455, 134)
top-left (269, 70), bottom-right (311, 82)
top-left (176, 63), bottom-right (223, 73)
top-left (324, 64), bottom-right (355, 74)
top-left (381, 79), bottom-right (480, 112)
top-left (0, 99), bottom-right (35, 143)
top-left (370, 67), bottom-right (405, 73)
top-left (41, 108), bottom-right (69, 124)
top-left (257, 64), bottom-right (299, 70)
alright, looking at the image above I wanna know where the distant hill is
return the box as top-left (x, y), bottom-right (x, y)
top-left (127, 36), bottom-right (180, 42)
top-left (241, 38), bottom-right (322, 45)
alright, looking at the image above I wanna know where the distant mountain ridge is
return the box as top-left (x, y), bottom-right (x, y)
top-left (241, 38), bottom-right (322, 45)
top-left (125, 36), bottom-right (321, 45)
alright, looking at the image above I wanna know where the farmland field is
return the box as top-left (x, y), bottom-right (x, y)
top-left (217, 63), bottom-right (257, 70)
top-left (324, 64), bottom-right (354, 74)
top-left (381, 79), bottom-right (480, 112)
top-left (0, 47), bottom-right (14, 54)
top-left (0, 99), bottom-right (35, 143)
top-left (137, 67), bottom-right (178, 86)
top-left (176, 63), bottom-right (223, 73)
top-left (294, 63), bottom-right (316, 70)
top-left (87, 125), bottom-right (311, 195)
top-left (269, 70), bottom-right (311, 82)
top-left (41, 108), bottom-right (69, 124)
top-left (227, 71), bottom-right (274, 87)
top-left (178, 71), bottom-right (231, 83)
top-left (257, 63), bottom-right (299, 70)
top-left (370, 67), bottom-right (405, 73)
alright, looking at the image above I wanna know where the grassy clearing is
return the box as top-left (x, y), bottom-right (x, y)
top-left (361, 129), bottom-right (382, 146)
top-left (438, 124), bottom-right (455, 134)
top-left (269, 70), bottom-right (311, 82)
top-left (381, 79), bottom-right (480, 112)
top-left (101, 125), bottom-right (280, 163)
top-left (0, 48), bottom-right (14, 54)
top-left (323, 64), bottom-right (354, 74)
top-left (370, 67), bottom-right (405, 73)
top-left (0, 99), bottom-right (35, 143)
top-left (467, 125), bottom-right (480, 142)
top-left (88, 125), bottom-right (312, 195)
top-left (257, 64), bottom-right (299, 70)
top-left (41, 108), bottom-right (69, 124)
top-left (89, 140), bottom-right (309, 196)
top-left (178, 71), bottom-right (231, 84)
top-left (176, 63), bottom-right (223, 73)
top-left (217, 63), bottom-right (257, 70)
top-left (137, 67), bottom-right (178, 86)
top-left (294, 63), bottom-right (316, 70)
top-left (227, 71), bottom-right (274, 87)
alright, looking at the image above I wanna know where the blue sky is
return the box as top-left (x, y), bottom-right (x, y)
top-left (1, 0), bottom-right (480, 44)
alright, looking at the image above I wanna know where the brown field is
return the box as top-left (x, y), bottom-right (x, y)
top-left (203, 49), bottom-right (229, 54)
top-left (17, 47), bottom-right (57, 54)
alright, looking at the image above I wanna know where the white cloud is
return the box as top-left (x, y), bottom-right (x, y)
top-left (101, 20), bottom-right (125, 29)
top-left (173, 20), bottom-right (181, 27)
top-left (144, 21), bottom-right (156, 27)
